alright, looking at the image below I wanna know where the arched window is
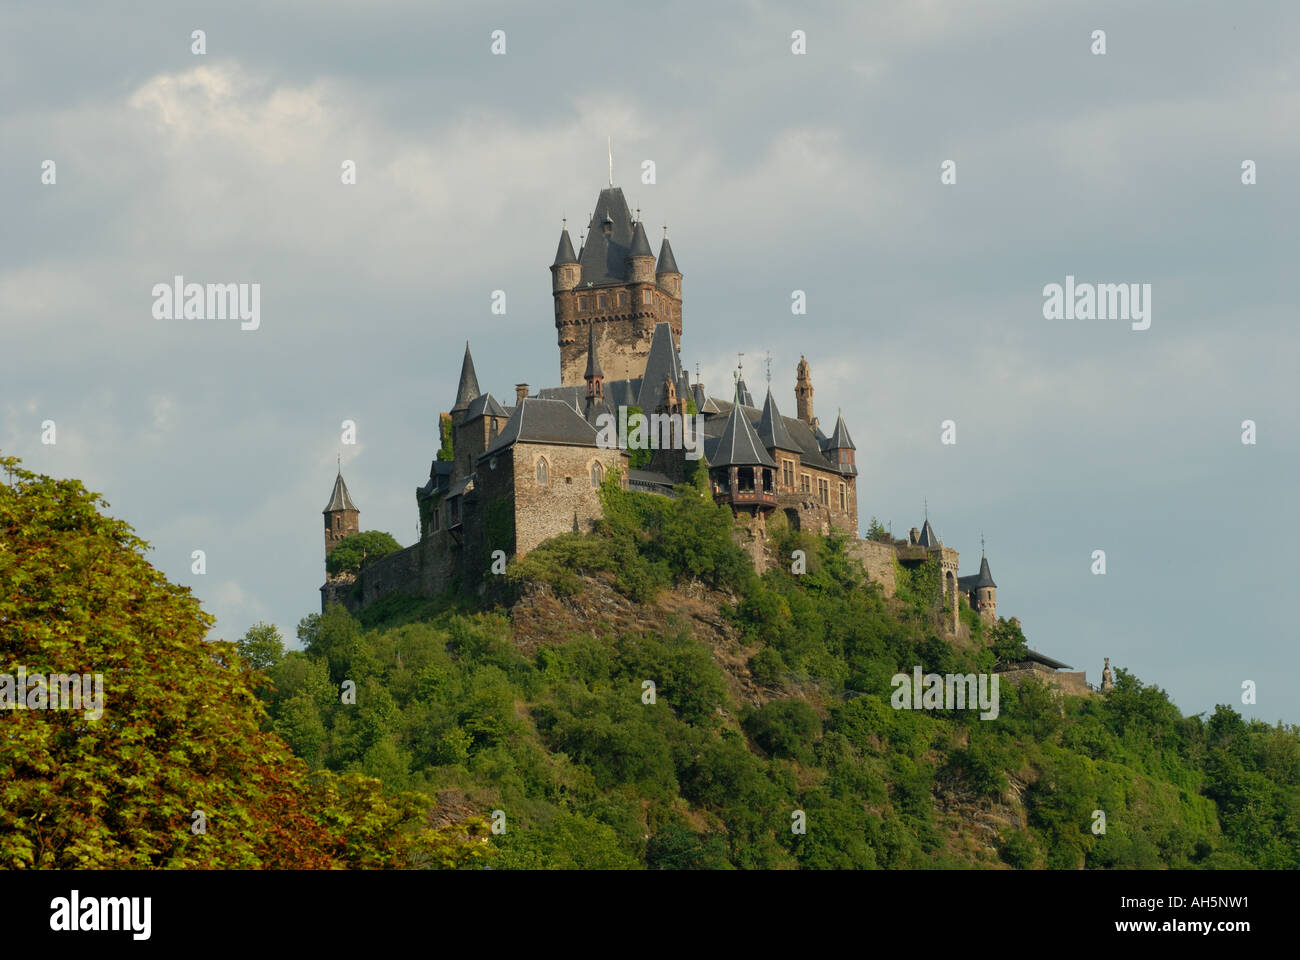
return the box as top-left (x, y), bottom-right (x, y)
top-left (591, 461), bottom-right (603, 487)
top-left (536, 458), bottom-right (549, 485)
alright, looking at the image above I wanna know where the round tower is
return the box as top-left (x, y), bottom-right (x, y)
top-left (550, 222), bottom-right (580, 294)
top-left (628, 219), bottom-right (655, 284)
top-left (323, 469), bottom-right (359, 561)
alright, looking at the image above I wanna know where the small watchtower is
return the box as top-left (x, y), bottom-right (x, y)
top-left (323, 469), bottom-right (359, 558)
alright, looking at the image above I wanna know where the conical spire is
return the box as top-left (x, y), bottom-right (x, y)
top-left (757, 388), bottom-right (797, 451)
top-left (451, 342), bottom-right (480, 416)
top-left (552, 226), bottom-right (578, 266)
top-left (629, 219), bottom-right (653, 259)
top-left (826, 411), bottom-right (855, 450)
top-left (973, 555), bottom-right (997, 588)
top-left (656, 236), bottom-right (679, 275)
top-left (711, 381), bottom-right (777, 468)
top-left (584, 323), bottom-right (604, 380)
top-left (323, 470), bottom-right (357, 514)
top-left (917, 519), bottom-right (940, 548)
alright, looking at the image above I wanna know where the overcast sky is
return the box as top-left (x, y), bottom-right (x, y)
top-left (3, 0), bottom-right (1297, 722)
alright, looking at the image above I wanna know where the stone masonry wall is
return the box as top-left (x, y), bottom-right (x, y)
top-left (511, 442), bottom-right (626, 555)
top-left (846, 539), bottom-right (897, 597)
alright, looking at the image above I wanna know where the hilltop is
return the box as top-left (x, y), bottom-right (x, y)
top-left (266, 471), bottom-right (1300, 869)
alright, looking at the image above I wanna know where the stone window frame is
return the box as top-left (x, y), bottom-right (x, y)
top-left (643, 290), bottom-right (652, 304)
top-left (590, 460), bottom-right (604, 488)
top-left (577, 296), bottom-right (586, 311)
top-left (818, 478), bottom-right (829, 505)
top-left (618, 291), bottom-right (627, 307)
top-left (838, 483), bottom-right (846, 510)
top-left (597, 293), bottom-right (606, 309)
top-left (800, 473), bottom-right (811, 494)
top-left (781, 459), bottom-right (794, 489)
top-left (536, 457), bottom-right (549, 485)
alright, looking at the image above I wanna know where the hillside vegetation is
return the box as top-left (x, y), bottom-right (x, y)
top-left (258, 470), bottom-right (1300, 869)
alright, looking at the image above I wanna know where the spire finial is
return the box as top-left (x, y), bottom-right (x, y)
top-left (636, 207), bottom-right (641, 223)
top-left (924, 497), bottom-right (928, 521)
top-left (765, 351), bottom-right (772, 385)
top-left (981, 532), bottom-right (986, 557)
top-left (608, 136), bottom-right (613, 187)
top-left (562, 216), bottom-right (567, 230)
top-left (337, 451), bottom-right (341, 474)
top-left (663, 223), bottom-right (668, 238)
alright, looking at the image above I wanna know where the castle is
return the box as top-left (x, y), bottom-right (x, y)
top-left (319, 177), bottom-right (1067, 666)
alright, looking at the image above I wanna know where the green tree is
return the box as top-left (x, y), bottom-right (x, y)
top-left (326, 530), bottom-right (403, 577)
top-left (0, 454), bottom-right (484, 869)
top-left (237, 621), bottom-right (285, 673)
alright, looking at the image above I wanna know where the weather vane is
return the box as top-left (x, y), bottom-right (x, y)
top-left (607, 136), bottom-right (613, 186)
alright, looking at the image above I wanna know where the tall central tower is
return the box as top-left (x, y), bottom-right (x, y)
top-left (551, 185), bottom-right (682, 386)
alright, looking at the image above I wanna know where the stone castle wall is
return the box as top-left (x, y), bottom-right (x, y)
top-left (509, 442), bottom-right (626, 555)
top-left (846, 539), bottom-right (897, 597)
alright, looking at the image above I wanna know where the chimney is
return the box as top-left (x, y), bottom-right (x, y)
top-left (515, 384), bottom-right (529, 404)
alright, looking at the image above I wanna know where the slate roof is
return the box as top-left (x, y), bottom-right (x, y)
top-left (917, 519), bottom-right (941, 548)
top-left (972, 555), bottom-right (996, 588)
top-left (656, 237), bottom-right (679, 275)
top-left (692, 382), bottom-right (706, 411)
top-left (324, 472), bottom-right (357, 513)
top-left (452, 343), bottom-right (480, 415)
top-left (480, 397), bottom-right (600, 459)
top-left (735, 377), bottom-right (754, 408)
top-left (825, 412), bottom-right (856, 451)
top-left (635, 322), bottom-right (690, 410)
top-left (757, 389), bottom-right (798, 452)
top-left (578, 187), bottom-right (636, 287)
top-left (1023, 649), bottom-right (1071, 671)
top-left (629, 220), bottom-right (653, 258)
top-left (706, 398), bottom-right (837, 472)
top-left (461, 392), bottom-right (508, 421)
top-left (552, 228), bottom-right (578, 267)
top-left (706, 386), bottom-right (778, 468)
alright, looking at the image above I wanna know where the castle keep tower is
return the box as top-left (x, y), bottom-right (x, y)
top-left (323, 470), bottom-right (359, 557)
top-left (552, 186), bottom-right (682, 386)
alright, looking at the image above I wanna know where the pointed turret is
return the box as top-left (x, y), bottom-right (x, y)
top-left (973, 555), bottom-right (997, 589)
top-left (551, 223), bottom-right (580, 295)
top-left (552, 227), bottom-right (578, 267)
top-left (823, 411), bottom-right (857, 476)
top-left (757, 388), bottom-right (797, 453)
top-left (629, 220), bottom-right (653, 258)
top-left (323, 469), bottom-right (360, 559)
top-left (710, 381), bottom-right (777, 469)
top-left (451, 342), bottom-right (481, 418)
top-left (324, 471), bottom-right (357, 513)
top-left (917, 519), bottom-right (940, 548)
top-left (628, 220), bottom-right (654, 283)
top-left (636, 322), bottom-right (687, 410)
top-left (656, 237), bottom-right (679, 276)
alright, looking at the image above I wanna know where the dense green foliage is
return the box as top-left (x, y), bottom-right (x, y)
top-left (261, 478), bottom-right (1300, 869)
top-left (326, 530), bottom-right (403, 577)
top-left (437, 414), bottom-right (453, 463)
top-left (0, 456), bottom-right (488, 869)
